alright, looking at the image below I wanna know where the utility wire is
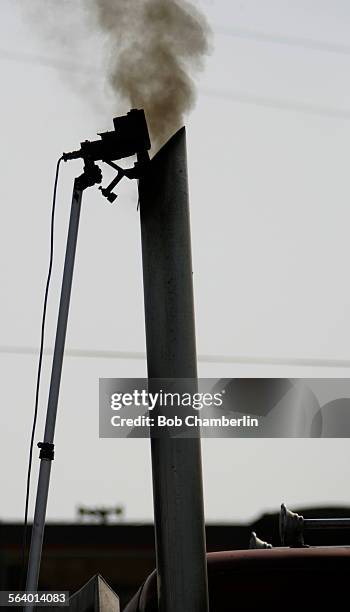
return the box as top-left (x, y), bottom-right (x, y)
top-left (3, 344), bottom-right (350, 369)
top-left (20, 156), bottom-right (63, 590)
top-left (201, 87), bottom-right (350, 121)
top-left (216, 26), bottom-right (350, 57)
top-left (0, 48), bottom-right (93, 73)
top-left (3, 25), bottom-right (350, 65)
top-left (2, 48), bottom-right (350, 122)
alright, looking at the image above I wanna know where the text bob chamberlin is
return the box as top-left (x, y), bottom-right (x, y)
top-left (111, 414), bottom-right (259, 428)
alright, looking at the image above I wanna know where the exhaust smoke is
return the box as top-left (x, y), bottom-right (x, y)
top-left (23, 0), bottom-right (212, 148)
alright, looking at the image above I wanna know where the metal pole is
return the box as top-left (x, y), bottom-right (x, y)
top-left (138, 128), bottom-right (209, 612)
top-left (26, 162), bottom-right (101, 594)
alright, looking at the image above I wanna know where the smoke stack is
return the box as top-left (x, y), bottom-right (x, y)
top-left (138, 128), bottom-right (209, 611)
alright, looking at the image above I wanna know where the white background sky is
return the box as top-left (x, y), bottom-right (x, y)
top-left (2, 0), bottom-right (350, 524)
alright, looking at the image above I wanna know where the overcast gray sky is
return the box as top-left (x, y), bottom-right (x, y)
top-left (2, 0), bottom-right (350, 524)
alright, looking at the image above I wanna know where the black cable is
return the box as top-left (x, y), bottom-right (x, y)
top-left (19, 156), bottom-right (63, 590)
top-left (216, 25), bottom-right (350, 56)
top-left (3, 49), bottom-right (350, 122)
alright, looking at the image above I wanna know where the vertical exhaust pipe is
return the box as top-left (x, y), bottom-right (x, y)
top-left (139, 128), bottom-right (209, 612)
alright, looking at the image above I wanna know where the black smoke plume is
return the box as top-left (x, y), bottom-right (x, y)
top-left (23, 0), bottom-right (212, 148)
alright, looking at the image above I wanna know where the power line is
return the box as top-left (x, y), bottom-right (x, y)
top-left (0, 48), bottom-right (93, 73)
top-left (216, 25), bottom-right (350, 57)
top-left (2, 344), bottom-right (350, 368)
top-left (201, 87), bottom-right (350, 121)
top-left (1, 47), bottom-right (350, 122)
top-left (3, 27), bottom-right (350, 69)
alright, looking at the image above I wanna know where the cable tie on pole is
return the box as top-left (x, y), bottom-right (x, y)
top-left (37, 442), bottom-right (55, 461)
